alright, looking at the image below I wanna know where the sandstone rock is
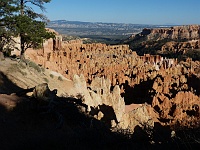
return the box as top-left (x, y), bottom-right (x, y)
top-left (161, 40), bottom-right (200, 53)
top-left (86, 76), bottom-right (125, 123)
top-left (25, 34), bottom-right (178, 90)
top-left (73, 74), bottom-right (95, 110)
top-left (118, 104), bottom-right (154, 132)
top-left (0, 94), bottom-right (21, 109)
top-left (128, 25), bottom-right (200, 56)
top-left (72, 74), bottom-right (156, 131)
top-left (23, 30), bottom-right (200, 130)
top-left (32, 83), bottom-right (57, 102)
top-left (146, 25), bottom-right (200, 40)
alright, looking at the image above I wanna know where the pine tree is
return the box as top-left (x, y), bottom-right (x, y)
top-left (16, 0), bottom-right (55, 60)
top-left (16, 15), bottom-right (55, 57)
top-left (0, 0), bottom-right (55, 59)
top-left (0, 0), bottom-right (18, 54)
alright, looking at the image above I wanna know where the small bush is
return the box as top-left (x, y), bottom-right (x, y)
top-left (7, 63), bottom-right (27, 76)
top-left (41, 67), bottom-right (45, 72)
top-left (76, 93), bottom-right (84, 100)
top-left (43, 78), bottom-right (49, 83)
top-left (28, 61), bottom-right (42, 72)
top-left (58, 76), bottom-right (63, 81)
top-left (18, 62), bottom-right (26, 69)
top-left (19, 71), bottom-right (27, 76)
top-left (7, 64), bottom-right (19, 72)
top-left (27, 61), bottom-right (45, 73)
top-left (50, 74), bottom-right (54, 78)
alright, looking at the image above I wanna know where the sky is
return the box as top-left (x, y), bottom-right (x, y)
top-left (34, 0), bottom-right (200, 25)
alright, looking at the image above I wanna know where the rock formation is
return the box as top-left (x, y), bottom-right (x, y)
top-left (124, 25), bottom-right (200, 59)
top-left (23, 30), bottom-right (199, 130)
top-left (25, 37), bottom-right (178, 88)
top-left (72, 65), bottom-right (199, 131)
top-left (161, 40), bottom-right (200, 53)
top-left (140, 25), bottom-right (200, 40)
top-left (151, 69), bottom-right (200, 127)
top-left (73, 74), bottom-right (154, 131)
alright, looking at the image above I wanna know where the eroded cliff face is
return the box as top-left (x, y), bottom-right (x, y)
top-left (141, 25), bottom-right (200, 40)
top-left (25, 40), bottom-right (177, 87)
top-left (73, 74), bottom-right (154, 132)
top-left (72, 70), bottom-right (200, 132)
top-left (161, 40), bottom-right (200, 53)
top-left (151, 64), bottom-right (200, 127)
top-left (125, 25), bottom-right (200, 58)
top-left (25, 34), bottom-right (200, 131)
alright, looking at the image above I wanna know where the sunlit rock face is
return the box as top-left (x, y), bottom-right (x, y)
top-left (73, 74), bottom-right (154, 131)
top-left (25, 34), bottom-right (178, 88)
top-left (127, 25), bottom-right (200, 55)
top-left (140, 25), bottom-right (200, 40)
top-left (24, 30), bottom-right (199, 131)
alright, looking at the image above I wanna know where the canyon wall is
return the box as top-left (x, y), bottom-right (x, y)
top-left (126, 25), bottom-right (200, 58)
top-left (24, 33), bottom-right (199, 130)
top-left (25, 38), bottom-right (177, 88)
top-left (161, 39), bottom-right (200, 53)
top-left (141, 25), bottom-right (200, 40)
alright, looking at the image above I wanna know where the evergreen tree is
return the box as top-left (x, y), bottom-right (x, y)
top-left (0, 0), bottom-right (18, 54)
top-left (15, 15), bottom-right (54, 58)
top-left (16, 0), bottom-right (54, 60)
top-left (1, 0), bottom-right (55, 59)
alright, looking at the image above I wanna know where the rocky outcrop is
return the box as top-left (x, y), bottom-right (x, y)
top-left (151, 67), bottom-right (200, 127)
top-left (73, 74), bottom-right (154, 131)
top-left (0, 94), bottom-right (21, 110)
top-left (143, 25), bottom-right (200, 40)
top-left (125, 25), bottom-right (200, 58)
top-left (73, 75), bottom-right (125, 123)
top-left (67, 51), bottom-right (199, 129)
top-left (161, 40), bottom-right (200, 53)
top-left (25, 38), bottom-right (178, 89)
top-left (24, 31), bottom-right (199, 130)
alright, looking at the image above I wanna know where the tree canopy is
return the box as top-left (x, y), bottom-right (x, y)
top-left (0, 0), bottom-right (55, 58)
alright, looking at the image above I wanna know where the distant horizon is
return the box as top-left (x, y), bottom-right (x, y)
top-left (32, 0), bottom-right (200, 25)
top-left (48, 19), bottom-right (200, 26)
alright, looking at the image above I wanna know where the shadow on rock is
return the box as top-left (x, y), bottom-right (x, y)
top-left (0, 71), bottom-right (23, 94)
top-left (121, 79), bottom-right (155, 105)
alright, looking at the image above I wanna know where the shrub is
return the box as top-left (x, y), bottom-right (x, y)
top-left (50, 74), bottom-right (54, 78)
top-left (41, 67), bottom-right (45, 72)
top-left (43, 78), bottom-right (49, 83)
top-left (28, 61), bottom-right (42, 72)
top-left (27, 60), bottom-right (45, 73)
top-left (18, 62), bottom-right (26, 69)
top-left (58, 76), bottom-right (63, 81)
